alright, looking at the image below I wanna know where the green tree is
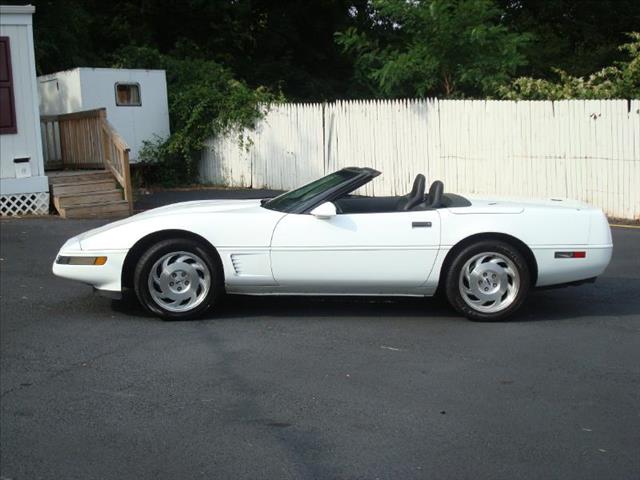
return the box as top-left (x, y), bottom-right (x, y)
top-left (496, 0), bottom-right (640, 79)
top-left (20, 0), bottom-right (369, 101)
top-left (22, 0), bottom-right (95, 75)
top-left (14, 0), bottom-right (640, 100)
top-left (335, 0), bottom-right (532, 97)
top-left (500, 33), bottom-right (640, 100)
top-left (114, 46), bottom-right (276, 186)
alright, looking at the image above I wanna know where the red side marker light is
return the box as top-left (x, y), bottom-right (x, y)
top-left (554, 251), bottom-right (586, 259)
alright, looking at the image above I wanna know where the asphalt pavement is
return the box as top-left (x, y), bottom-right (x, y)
top-left (1, 203), bottom-right (639, 479)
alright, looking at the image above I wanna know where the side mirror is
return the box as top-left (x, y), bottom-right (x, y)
top-left (310, 202), bottom-right (337, 219)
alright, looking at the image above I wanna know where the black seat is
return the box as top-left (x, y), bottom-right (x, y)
top-left (397, 174), bottom-right (426, 211)
top-left (424, 180), bottom-right (444, 208)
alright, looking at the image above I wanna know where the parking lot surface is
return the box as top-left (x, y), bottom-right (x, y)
top-left (1, 209), bottom-right (639, 479)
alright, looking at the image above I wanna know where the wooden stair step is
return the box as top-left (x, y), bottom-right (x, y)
top-left (59, 199), bottom-right (131, 219)
top-left (54, 189), bottom-right (123, 209)
top-left (48, 170), bottom-right (113, 185)
top-left (51, 179), bottom-right (117, 195)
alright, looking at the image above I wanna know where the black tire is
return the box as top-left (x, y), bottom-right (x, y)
top-left (444, 240), bottom-right (531, 321)
top-left (134, 238), bottom-right (223, 320)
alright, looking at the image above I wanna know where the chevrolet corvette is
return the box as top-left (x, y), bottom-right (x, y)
top-left (53, 167), bottom-right (613, 321)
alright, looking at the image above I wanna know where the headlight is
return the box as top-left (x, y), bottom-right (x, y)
top-left (56, 256), bottom-right (108, 266)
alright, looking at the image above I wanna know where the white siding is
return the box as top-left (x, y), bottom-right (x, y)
top-left (38, 69), bottom-right (82, 115)
top-left (37, 68), bottom-right (171, 160)
top-left (0, 7), bottom-right (47, 195)
top-left (200, 99), bottom-right (640, 220)
top-left (78, 68), bottom-right (170, 160)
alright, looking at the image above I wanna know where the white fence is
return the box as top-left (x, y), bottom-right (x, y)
top-left (200, 99), bottom-right (640, 220)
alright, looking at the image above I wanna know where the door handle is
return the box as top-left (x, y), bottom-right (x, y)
top-left (412, 221), bottom-right (432, 228)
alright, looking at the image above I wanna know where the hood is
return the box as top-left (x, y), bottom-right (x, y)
top-left (76, 199), bottom-right (262, 246)
top-left (135, 198), bottom-right (262, 217)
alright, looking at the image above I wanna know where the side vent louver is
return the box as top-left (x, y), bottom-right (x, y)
top-left (230, 255), bottom-right (242, 274)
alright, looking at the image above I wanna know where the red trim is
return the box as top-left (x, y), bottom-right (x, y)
top-left (554, 251), bottom-right (587, 259)
top-left (0, 36), bottom-right (17, 135)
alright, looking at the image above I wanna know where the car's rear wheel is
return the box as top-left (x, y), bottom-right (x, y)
top-left (445, 240), bottom-right (530, 321)
top-left (134, 238), bottom-right (222, 320)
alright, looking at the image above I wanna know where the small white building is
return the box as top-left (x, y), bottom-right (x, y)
top-left (0, 5), bottom-right (49, 215)
top-left (38, 67), bottom-right (170, 160)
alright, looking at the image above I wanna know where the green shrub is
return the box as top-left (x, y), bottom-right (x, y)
top-left (500, 32), bottom-right (640, 100)
top-left (114, 46), bottom-right (276, 187)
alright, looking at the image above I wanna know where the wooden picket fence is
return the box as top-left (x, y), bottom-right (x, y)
top-left (200, 99), bottom-right (640, 220)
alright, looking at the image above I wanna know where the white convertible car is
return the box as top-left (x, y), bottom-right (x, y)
top-left (53, 168), bottom-right (612, 321)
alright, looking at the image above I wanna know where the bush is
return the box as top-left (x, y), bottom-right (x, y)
top-left (500, 32), bottom-right (640, 100)
top-left (113, 46), bottom-right (276, 187)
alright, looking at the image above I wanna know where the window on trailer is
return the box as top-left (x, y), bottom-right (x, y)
top-left (115, 82), bottom-right (141, 106)
top-left (0, 36), bottom-right (17, 134)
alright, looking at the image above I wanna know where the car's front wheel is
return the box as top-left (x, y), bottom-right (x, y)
top-left (445, 240), bottom-right (530, 321)
top-left (134, 238), bottom-right (222, 320)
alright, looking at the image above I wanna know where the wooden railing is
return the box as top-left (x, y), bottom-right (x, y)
top-left (99, 111), bottom-right (133, 214)
top-left (40, 108), bottom-right (133, 213)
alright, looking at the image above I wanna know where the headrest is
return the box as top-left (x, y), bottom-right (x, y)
top-left (427, 180), bottom-right (444, 208)
top-left (402, 174), bottom-right (426, 210)
top-left (411, 174), bottom-right (426, 196)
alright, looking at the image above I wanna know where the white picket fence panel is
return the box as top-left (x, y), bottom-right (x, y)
top-left (201, 103), bottom-right (324, 191)
top-left (200, 99), bottom-right (640, 219)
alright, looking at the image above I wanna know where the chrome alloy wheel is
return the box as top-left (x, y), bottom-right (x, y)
top-left (458, 252), bottom-right (520, 313)
top-left (148, 251), bottom-right (211, 313)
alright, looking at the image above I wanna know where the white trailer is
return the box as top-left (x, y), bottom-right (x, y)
top-left (0, 5), bottom-right (49, 216)
top-left (38, 67), bottom-right (170, 160)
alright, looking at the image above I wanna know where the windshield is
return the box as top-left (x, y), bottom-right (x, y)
top-left (262, 169), bottom-right (362, 213)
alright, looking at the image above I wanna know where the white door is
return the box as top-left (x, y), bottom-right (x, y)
top-left (270, 209), bottom-right (441, 294)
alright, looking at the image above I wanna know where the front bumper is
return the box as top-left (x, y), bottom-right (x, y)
top-left (52, 247), bottom-right (128, 293)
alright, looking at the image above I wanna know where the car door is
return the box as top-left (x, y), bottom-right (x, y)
top-left (270, 208), bottom-right (441, 294)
